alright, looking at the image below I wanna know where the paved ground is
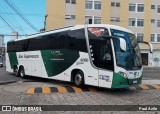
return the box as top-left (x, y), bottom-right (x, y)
top-left (0, 67), bottom-right (160, 114)
top-left (0, 81), bottom-right (160, 114)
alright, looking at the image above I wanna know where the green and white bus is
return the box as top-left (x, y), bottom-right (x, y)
top-left (6, 24), bottom-right (149, 88)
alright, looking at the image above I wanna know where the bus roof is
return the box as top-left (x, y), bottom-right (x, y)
top-left (12, 24), bottom-right (133, 42)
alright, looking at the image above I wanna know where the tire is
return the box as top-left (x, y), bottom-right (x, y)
top-left (13, 66), bottom-right (19, 77)
top-left (19, 67), bottom-right (26, 79)
top-left (74, 71), bottom-right (84, 87)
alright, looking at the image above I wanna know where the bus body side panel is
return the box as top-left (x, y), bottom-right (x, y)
top-left (40, 51), bottom-right (99, 86)
top-left (16, 51), bottom-right (42, 77)
top-left (71, 52), bottom-right (99, 86)
top-left (98, 70), bottom-right (113, 88)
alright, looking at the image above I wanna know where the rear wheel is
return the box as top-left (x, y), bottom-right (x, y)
top-left (13, 66), bottom-right (19, 77)
top-left (19, 67), bottom-right (26, 79)
top-left (74, 71), bottom-right (84, 87)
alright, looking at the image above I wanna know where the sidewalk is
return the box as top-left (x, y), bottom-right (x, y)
top-left (142, 80), bottom-right (160, 85)
top-left (143, 66), bottom-right (160, 71)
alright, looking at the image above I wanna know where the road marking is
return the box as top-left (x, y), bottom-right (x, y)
top-left (139, 85), bottom-right (150, 90)
top-left (26, 84), bottom-right (160, 94)
top-left (57, 86), bottom-right (68, 93)
top-left (34, 87), bottom-right (42, 93)
top-left (63, 86), bottom-right (75, 93)
top-left (151, 84), bottom-right (160, 89)
top-left (71, 86), bottom-right (83, 93)
top-left (42, 87), bottom-right (51, 93)
top-left (50, 87), bottom-right (58, 92)
top-left (27, 88), bottom-right (34, 94)
top-left (88, 87), bottom-right (97, 92)
top-left (129, 86), bottom-right (136, 91)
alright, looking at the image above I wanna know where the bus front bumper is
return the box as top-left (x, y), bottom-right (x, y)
top-left (111, 73), bottom-right (142, 89)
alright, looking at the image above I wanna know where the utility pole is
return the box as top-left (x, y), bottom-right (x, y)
top-left (44, 14), bottom-right (48, 31)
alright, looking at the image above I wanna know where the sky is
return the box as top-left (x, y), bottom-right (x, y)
top-left (0, 0), bottom-right (46, 43)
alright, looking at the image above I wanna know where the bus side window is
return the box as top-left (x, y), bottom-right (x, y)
top-left (46, 32), bottom-right (66, 49)
top-left (7, 42), bottom-right (16, 52)
top-left (65, 29), bottom-right (87, 52)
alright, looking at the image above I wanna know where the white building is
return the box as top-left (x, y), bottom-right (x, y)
top-left (0, 35), bottom-right (4, 47)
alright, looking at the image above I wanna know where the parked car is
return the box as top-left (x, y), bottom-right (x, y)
top-left (0, 58), bottom-right (3, 67)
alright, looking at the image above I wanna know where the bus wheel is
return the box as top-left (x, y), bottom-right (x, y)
top-left (19, 67), bottom-right (26, 79)
top-left (13, 66), bottom-right (19, 77)
top-left (74, 71), bottom-right (84, 87)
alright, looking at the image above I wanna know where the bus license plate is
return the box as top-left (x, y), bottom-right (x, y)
top-left (133, 80), bottom-right (137, 84)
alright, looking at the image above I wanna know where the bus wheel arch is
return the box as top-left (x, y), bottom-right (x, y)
top-left (71, 69), bottom-right (85, 87)
top-left (13, 65), bottom-right (19, 76)
top-left (19, 65), bottom-right (26, 79)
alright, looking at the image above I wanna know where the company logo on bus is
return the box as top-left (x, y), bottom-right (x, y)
top-left (88, 28), bottom-right (104, 37)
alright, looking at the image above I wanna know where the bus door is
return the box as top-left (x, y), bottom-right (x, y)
top-left (97, 39), bottom-right (114, 88)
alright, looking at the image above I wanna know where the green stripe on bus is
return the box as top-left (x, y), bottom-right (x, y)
top-left (8, 52), bottom-right (18, 69)
top-left (111, 73), bottom-right (142, 89)
top-left (41, 49), bottom-right (80, 77)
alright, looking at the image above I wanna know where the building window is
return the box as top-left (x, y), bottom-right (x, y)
top-left (94, 1), bottom-right (101, 10)
top-left (151, 5), bottom-right (155, 9)
top-left (85, 16), bottom-right (101, 24)
top-left (129, 3), bottom-right (136, 11)
top-left (111, 2), bottom-right (120, 7)
top-left (137, 19), bottom-right (144, 27)
top-left (71, 0), bottom-right (76, 4)
top-left (151, 19), bottom-right (155, 23)
top-left (158, 5), bottom-right (160, 13)
top-left (66, 0), bottom-right (76, 4)
top-left (129, 18), bottom-right (136, 26)
top-left (85, 16), bottom-right (93, 24)
top-left (137, 4), bottom-right (144, 12)
top-left (66, 0), bottom-right (70, 3)
top-left (116, 2), bottom-right (120, 7)
top-left (94, 17), bottom-right (101, 24)
top-left (71, 15), bottom-right (75, 19)
top-left (157, 34), bottom-right (160, 42)
top-left (110, 17), bottom-right (120, 22)
top-left (85, 1), bottom-right (93, 9)
top-left (111, 2), bottom-right (115, 6)
top-left (65, 15), bottom-right (70, 19)
top-left (65, 15), bottom-right (76, 20)
top-left (137, 34), bottom-right (144, 42)
top-left (157, 20), bottom-right (160, 27)
top-left (151, 34), bottom-right (155, 42)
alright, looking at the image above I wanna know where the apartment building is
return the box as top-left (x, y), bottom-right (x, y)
top-left (46, 0), bottom-right (160, 67)
top-left (0, 35), bottom-right (4, 56)
top-left (0, 35), bottom-right (4, 48)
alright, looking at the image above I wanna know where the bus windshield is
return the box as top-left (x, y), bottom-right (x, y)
top-left (111, 29), bottom-right (142, 70)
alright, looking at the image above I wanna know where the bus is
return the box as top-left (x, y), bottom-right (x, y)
top-left (6, 24), bottom-right (151, 88)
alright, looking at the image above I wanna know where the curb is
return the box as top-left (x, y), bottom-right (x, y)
top-left (27, 84), bottom-right (160, 94)
top-left (27, 86), bottom-right (96, 94)
top-left (0, 80), bottom-right (17, 85)
top-left (128, 84), bottom-right (160, 91)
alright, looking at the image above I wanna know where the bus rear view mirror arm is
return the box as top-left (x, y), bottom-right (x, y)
top-left (138, 41), bottom-right (153, 53)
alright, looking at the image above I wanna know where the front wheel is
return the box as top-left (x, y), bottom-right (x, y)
top-left (74, 71), bottom-right (84, 87)
top-left (19, 67), bottom-right (26, 79)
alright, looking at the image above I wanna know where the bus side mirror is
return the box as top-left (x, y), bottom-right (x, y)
top-left (119, 38), bottom-right (126, 51)
top-left (138, 41), bottom-right (153, 53)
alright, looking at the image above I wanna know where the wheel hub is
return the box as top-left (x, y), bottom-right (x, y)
top-left (75, 74), bottom-right (82, 85)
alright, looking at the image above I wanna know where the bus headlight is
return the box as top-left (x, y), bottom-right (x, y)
top-left (118, 71), bottom-right (128, 78)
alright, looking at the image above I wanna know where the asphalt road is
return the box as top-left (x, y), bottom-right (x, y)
top-left (0, 67), bottom-right (159, 82)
